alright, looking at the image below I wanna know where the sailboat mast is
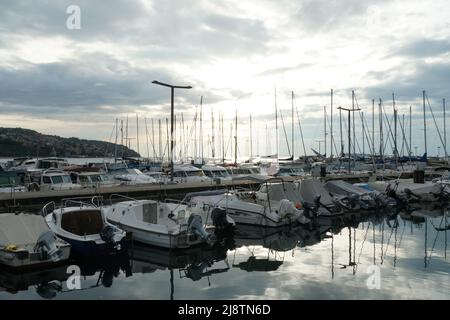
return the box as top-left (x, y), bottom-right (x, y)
top-left (158, 119), bottom-right (162, 162)
top-left (291, 91), bottom-right (294, 159)
top-left (330, 89), bottom-right (333, 159)
top-left (352, 90), bottom-right (355, 166)
top-left (362, 112), bottom-right (365, 158)
top-left (114, 118), bottom-right (118, 163)
top-left (166, 118), bottom-right (169, 163)
top-left (372, 99), bottom-right (375, 158)
top-left (151, 119), bottom-right (155, 160)
top-left (379, 99), bottom-right (383, 161)
top-left (423, 90), bottom-right (427, 157)
top-left (249, 114), bottom-right (253, 158)
top-left (221, 113), bottom-right (225, 163)
top-left (120, 119), bottom-right (124, 157)
top-left (136, 114), bottom-right (140, 157)
top-left (211, 108), bottom-right (215, 160)
top-left (275, 87), bottom-right (279, 162)
top-left (145, 117), bottom-right (150, 160)
top-left (126, 114), bottom-right (129, 149)
top-left (409, 106), bottom-right (412, 158)
top-left (393, 93), bottom-right (398, 166)
top-left (200, 96), bottom-right (203, 164)
top-left (444, 98), bottom-right (447, 162)
top-left (234, 109), bottom-right (238, 165)
top-left (339, 107), bottom-right (343, 158)
top-left (324, 105), bottom-right (327, 158)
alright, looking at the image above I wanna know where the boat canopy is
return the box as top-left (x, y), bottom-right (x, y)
top-left (0, 213), bottom-right (50, 246)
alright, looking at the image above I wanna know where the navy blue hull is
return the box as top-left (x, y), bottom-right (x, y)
top-left (59, 236), bottom-right (127, 256)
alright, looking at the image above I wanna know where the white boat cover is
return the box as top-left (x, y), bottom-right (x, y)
top-left (325, 180), bottom-right (368, 196)
top-left (267, 183), bottom-right (304, 203)
top-left (0, 213), bottom-right (49, 247)
top-left (297, 179), bottom-right (334, 205)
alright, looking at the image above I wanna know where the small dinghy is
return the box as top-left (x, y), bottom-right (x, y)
top-left (43, 201), bottom-right (127, 256)
top-left (0, 213), bottom-right (70, 269)
top-left (104, 197), bottom-right (217, 249)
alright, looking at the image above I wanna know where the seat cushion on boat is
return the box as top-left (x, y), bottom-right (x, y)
top-left (60, 209), bottom-right (104, 236)
top-left (0, 213), bottom-right (50, 247)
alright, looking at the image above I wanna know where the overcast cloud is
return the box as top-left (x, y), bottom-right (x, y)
top-left (1, 0), bottom-right (450, 157)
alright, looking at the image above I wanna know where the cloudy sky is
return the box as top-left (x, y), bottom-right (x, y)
top-left (1, 0), bottom-right (450, 158)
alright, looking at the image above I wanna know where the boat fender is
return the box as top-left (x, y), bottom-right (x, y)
top-left (5, 244), bottom-right (18, 251)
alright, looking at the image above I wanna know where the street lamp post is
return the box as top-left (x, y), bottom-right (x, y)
top-left (152, 80), bottom-right (192, 181)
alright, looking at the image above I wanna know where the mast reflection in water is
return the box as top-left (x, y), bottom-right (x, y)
top-left (0, 203), bottom-right (448, 299)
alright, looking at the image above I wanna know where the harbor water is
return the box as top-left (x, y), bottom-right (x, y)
top-left (0, 204), bottom-right (448, 300)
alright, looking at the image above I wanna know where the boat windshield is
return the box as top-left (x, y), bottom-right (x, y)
top-left (186, 170), bottom-right (205, 177)
top-left (90, 174), bottom-right (103, 182)
top-left (52, 175), bottom-right (72, 184)
top-left (216, 170), bottom-right (230, 177)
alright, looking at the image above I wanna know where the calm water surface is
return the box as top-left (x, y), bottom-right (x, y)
top-left (1, 205), bottom-right (448, 300)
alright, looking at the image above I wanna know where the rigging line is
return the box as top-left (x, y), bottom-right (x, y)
top-left (185, 112), bottom-right (198, 159)
top-left (104, 120), bottom-right (117, 159)
top-left (326, 112), bottom-right (339, 158)
top-left (279, 107), bottom-right (291, 156)
top-left (398, 111), bottom-right (413, 161)
top-left (295, 105), bottom-right (307, 159)
top-left (381, 104), bottom-right (396, 156)
top-left (426, 94), bottom-right (448, 157)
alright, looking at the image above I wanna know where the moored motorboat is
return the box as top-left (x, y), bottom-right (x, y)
top-left (43, 200), bottom-right (127, 256)
top-left (104, 196), bottom-right (217, 249)
top-left (185, 187), bottom-right (309, 228)
top-left (0, 213), bottom-right (70, 269)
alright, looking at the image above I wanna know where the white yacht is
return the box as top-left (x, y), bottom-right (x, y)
top-left (9, 158), bottom-right (69, 173)
top-left (31, 169), bottom-right (82, 192)
top-left (201, 164), bottom-right (232, 181)
top-left (104, 198), bottom-right (216, 249)
top-left (73, 172), bottom-right (117, 188)
top-left (172, 165), bottom-right (212, 183)
top-left (112, 168), bottom-right (157, 185)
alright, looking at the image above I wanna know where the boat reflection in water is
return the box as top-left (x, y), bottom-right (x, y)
top-left (0, 252), bottom-right (132, 299)
top-left (0, 203), bottom-right (447, 299)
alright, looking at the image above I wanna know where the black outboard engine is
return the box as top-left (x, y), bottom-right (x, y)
top-left (100, 226), bottom-right (122, 251)
top-left (211, 208), bottom-right (235, 233)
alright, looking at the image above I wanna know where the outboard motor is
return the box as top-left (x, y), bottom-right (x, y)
top-left (100, 226), bottom-right (122, 250)
top-left (347, 193), bottom-right (362, 209)
top-left (211, 207), bottom-right (235, 231)
top-left (188, 214), bottom-right (215, 243)
top-left (35, 231), bottom-right (63, 262)
top-left (404, 188), bottom-right (420, 201)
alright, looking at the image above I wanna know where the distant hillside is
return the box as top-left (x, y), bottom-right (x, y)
top-left (0, 127), bottom-right (140, 158)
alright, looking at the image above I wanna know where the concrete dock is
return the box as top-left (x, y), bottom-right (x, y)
top-left (0, 169), bottom-right (445, 212)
